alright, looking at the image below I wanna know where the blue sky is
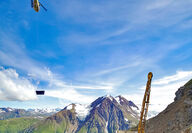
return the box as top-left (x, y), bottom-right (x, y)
top-left (0, 0), bottom-right (192, 112)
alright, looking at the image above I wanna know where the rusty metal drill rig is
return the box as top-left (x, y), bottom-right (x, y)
top-left (138, 72), bottom-right (153, 133)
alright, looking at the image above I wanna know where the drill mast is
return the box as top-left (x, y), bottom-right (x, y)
top-left (138, 72), bottom-right (153, 133)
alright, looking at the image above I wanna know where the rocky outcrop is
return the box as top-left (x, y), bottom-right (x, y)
top-left (145, 79), bottom-right (192, 133)
top-left (174, 86), bottom-right (185, 101)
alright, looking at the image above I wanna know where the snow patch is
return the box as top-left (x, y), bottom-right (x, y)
top-left (115, 97), bottom-right (121, 104)
top-left (75, 104), bottom-right (92, 121)
top-left (96, 103), bottom-right (101, 108)
top-left (65, 104), bottom-right (92, 120)
top-left (131, 106), bottom-right (140, 114)
top-left (75, 104), bottom-right (90, 120)
top-left (105, 121), bottom-right (108, 133)
top-left (66, 104), bottom-right (73, 110)
top-left (125, 118), bottom-right (129, 122)
top-left (30, 108), bottom-right (59, 113)
top-left (7, 108), bottom-right (14, 112)
top-left (0, 109), bottom-right (5, 113)
top-left (105, 94), bottom-right (113, 101)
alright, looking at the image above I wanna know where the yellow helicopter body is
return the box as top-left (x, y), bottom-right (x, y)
top-left (31, 0), bottom-right (47, 12)
top-left (33, 0), bottom-right (40, 12)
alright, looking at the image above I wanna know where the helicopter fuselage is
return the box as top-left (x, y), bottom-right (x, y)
top-left (33, 0), bottom-right (40, 12)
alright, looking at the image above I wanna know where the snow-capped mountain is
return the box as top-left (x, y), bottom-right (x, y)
top-left (0, 107), bottom-right (15, 113)
top-left (63, 95), bottom-right (140, 122)
top-left (28, 95), bottom-right (140, 133)
top-left (27, 108), bottom-right (61, 114)
top-left (0, 107), bottom-right (61, 120)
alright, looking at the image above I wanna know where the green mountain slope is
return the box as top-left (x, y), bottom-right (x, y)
top-left (30, 109), bottom-right (78, 133)
top-left (0, 117), bottom-right (40, 133)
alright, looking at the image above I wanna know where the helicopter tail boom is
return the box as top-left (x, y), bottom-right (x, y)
top-left (39, 2), bottom-right (47, 11)
top-left (31, 0), bottom-right (33, 8)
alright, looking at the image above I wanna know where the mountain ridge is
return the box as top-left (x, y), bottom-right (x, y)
top-left (27, 95), bottom-right (140, 133)
top-left (0, 107), bottom-right (61, 120)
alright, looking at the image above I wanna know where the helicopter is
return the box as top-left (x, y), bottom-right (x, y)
top-left (31, 0), bottom-right (47, 12)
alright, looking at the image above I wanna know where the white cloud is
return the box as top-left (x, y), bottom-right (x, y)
top-left (44, 70), bottom-right (112, 103)
top-left (124, 70), bottom-right (192, 113)
top-left (153, 71), bottom-right (192, 85)
top-left (0, 66), bottom-right (105, 103)
top-left (0, 67), bottom-right (37, 101)
top-left (54, 0), bottom-right (192, 46)
top-left (0, 31), bottom-right (111, 104)
top-left (42, 67), bottom-right (113, 91)
top-left (145, 0), bottom-right (173, 10)
top-left (46, 89), bottom-right (95, 104)
top-left (94, 62), bottom-right (141, 76)
top-left (72, 85), bottom-right (112, 90)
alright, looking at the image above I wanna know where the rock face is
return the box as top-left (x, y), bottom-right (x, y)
top-left (28, 95), bottom-right (139, 133)
top-left (174, 86), bottom-right (185, 101)
top-left (145, 79), bottom-right (192, 133)
top-left (77, 95), bottom-right (139, 133)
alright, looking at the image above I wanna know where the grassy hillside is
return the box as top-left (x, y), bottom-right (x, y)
top-left (31, 110), bottom-right (79, 133)
top-left (0, 117), bottom-right (40, 133)
top-left (32, 120), bottom-right (69, 133)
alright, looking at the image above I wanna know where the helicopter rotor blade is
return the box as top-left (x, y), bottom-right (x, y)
top-left (31, 0), bottom-right (33, 8)
top-left (39, 2), bottom-right (47, 11)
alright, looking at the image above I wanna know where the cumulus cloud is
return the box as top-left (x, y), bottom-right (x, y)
top-left (0, 66), bottom-right (105, 104)
top-left (0, 31), bottom-right (111, 104)
top-left (124, 70), bottom-right (192, 112)
top-left (0, 67), bottom-right (37, 101)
